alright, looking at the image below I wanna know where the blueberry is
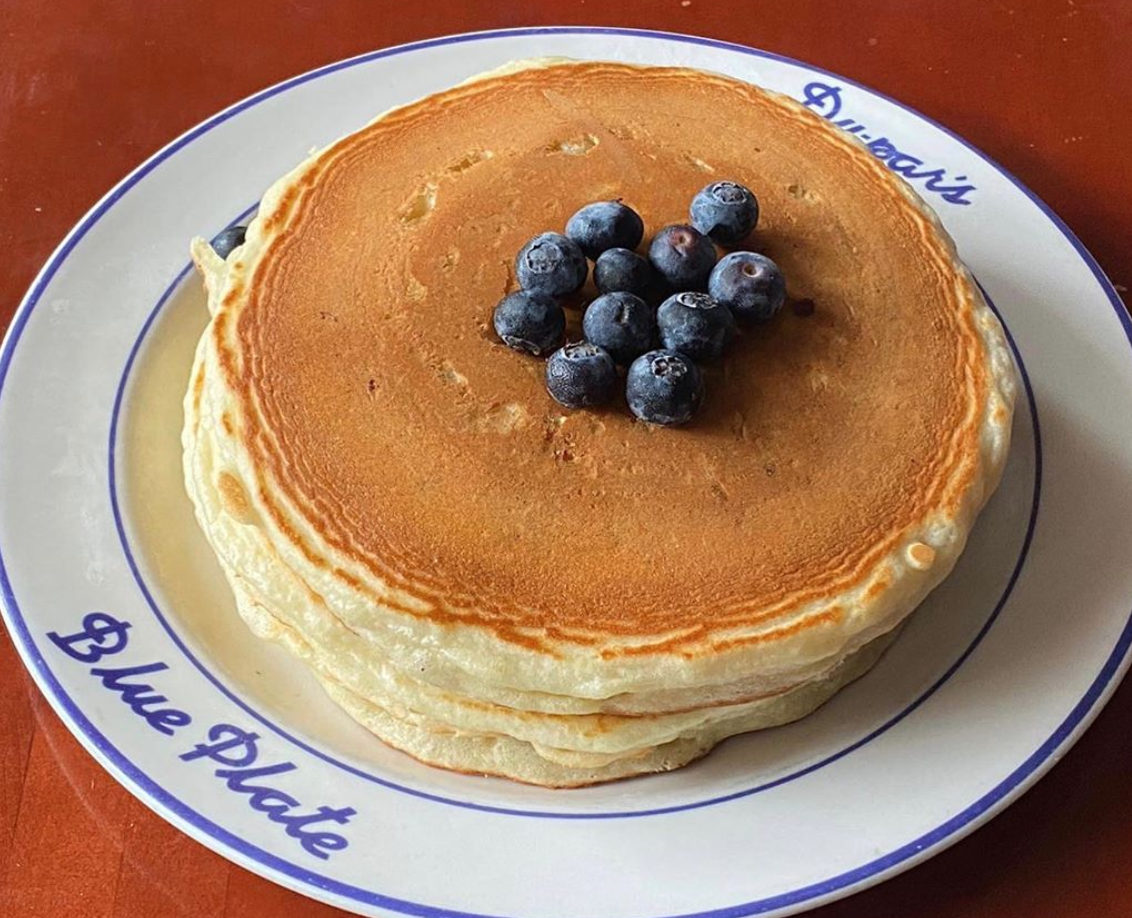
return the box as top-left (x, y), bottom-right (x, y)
top-left (648, 224), bottom-right (717, 291)
top-left (546, 342), bottom-right (618, 409)
top-left (709, 251), bottom-right (786, 324)
top-left (582, 292), bottom-right (655, 365)
top-left (493, 291), bottom-right (565, 356)
top-left (690, 181), bottom-right (759, 245)
top-left (657, 292), bottom-right (735, 361)
top-left (565, 201), bottom-right (645, 258)
top-left (212, 225), bottom-right (247, 259)
top-left (594, 247), bottom-right (652, 296)
top-left (626, 350), bottom-right (705, 426)
top-left (515, 232), bottom-right (588, 297)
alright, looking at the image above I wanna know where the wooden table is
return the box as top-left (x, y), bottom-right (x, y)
top-left (1, 2), bottom-right (1129, 916)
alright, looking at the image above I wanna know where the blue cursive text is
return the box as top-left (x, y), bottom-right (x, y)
top-left (49, 613), bottom-right (191, 733)
top-left (800, 81), bottom-right (976, 206)
top-left (181, 724), bottom-right (356, 859)
top-left (47, 612), bottom-right (357, 859)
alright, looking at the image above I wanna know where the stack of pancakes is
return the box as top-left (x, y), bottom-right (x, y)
top-left (184, 60), bottom-right (1016, 786)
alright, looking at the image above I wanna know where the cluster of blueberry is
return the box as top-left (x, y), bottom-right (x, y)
top-left (493, 181), bottom-right (786, 426)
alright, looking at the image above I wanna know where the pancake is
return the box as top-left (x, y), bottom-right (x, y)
top-left (183, 59), bottom-right (1016, 785)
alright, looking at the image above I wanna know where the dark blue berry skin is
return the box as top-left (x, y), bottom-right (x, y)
top-left (212, 225), bottom-right (247, 259)
top-left (689, 181), bottom-right (759, 245)
top-left (594, 247), bottom-right (652, 296)
top-left (657, 292), bottom-right (735, 361)
top-left (565, 202), bottom-right (645, 258)
top-left (648, 224), bottom-right (717, 291)
top-left (515, 232), bottom-right (588, 297)
top-left (581, 292), bottom-right (655, 366)
top-left (709, 251), bottom-right (786, 324)
top-left (626, 350), bottom-right (704, 426)
top-left (493, 291), bottom-right (565, 356)
top-left (545, 342), bottom-right (618, 408)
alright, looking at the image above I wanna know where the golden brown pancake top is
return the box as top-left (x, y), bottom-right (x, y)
top-left (229, 63), bottom-right (986, 640)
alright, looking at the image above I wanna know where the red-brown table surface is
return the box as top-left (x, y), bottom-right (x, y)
top-left (1, 2), bottom-right (1130, 916)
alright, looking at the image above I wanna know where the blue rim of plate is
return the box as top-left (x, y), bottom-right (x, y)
top-left (0, 25), bottom-right (1128, 918)
top-left (104, 224), bottom-right (1041, 820)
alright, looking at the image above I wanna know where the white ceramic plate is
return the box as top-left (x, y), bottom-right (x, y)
top-left (2, 26), bottom-right (1130, 918)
